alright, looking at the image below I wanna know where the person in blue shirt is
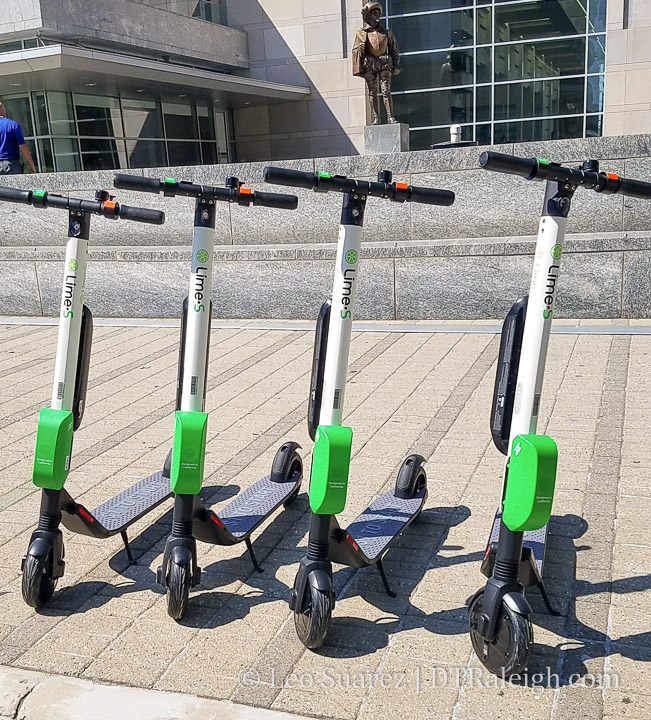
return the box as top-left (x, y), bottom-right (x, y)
top-left (0, 102), bottom-right (36, 174)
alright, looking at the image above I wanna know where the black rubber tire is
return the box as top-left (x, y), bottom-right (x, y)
top-left (294, 581), bottom-right (332, 650)
top-left (469, 590), bottom-right (533, 677)
top-left (166, 559), bottom-right (191, 621)
top-left (22, 552), bottom-right (57, 610)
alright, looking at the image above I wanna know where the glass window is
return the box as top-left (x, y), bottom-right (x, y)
top-left (387, 0), bottom-right (472, 14)
top-left (390, 9), bottom-right (473, 53)
top-left (586, 114), bottom-right (603, 137)
top-left (586, 75), bottom-right (604, 113)
top-left (494, 1), bottom-right (586, 43)
top-left (201, 142), bottom-right (218, 164)
top-left (589, 0), bottom-right (606, 33)
top-left (476, 123), bottom-right (491, 144)
top-left (476, 85), bottom-right (492, 122)
top-left (53, 138), bottom-right (81, 172)
top-left (23, 39), bottom-right (39, 49)
top-left (215, 111), bottom-right (229, 162)
top-left (393, 49), bottom-right (473, 92)
top-left (493, 116), bottom-right (583, 144)
top-left (2, 94), bottom-right (34, 137)
top-left (33, 92), bottom-right (49, 136)
top-left (197, 106), bottom-right (216, 140)
top-left (37, 139), bottom-right (54, 174)
top-left (494, 38), bottom-right (586, 82)
top-left (394, 87), bottom-right (473, 127)
top-left (494, 77), bottom-right (585, 120)
top-left (74, 95), bottom-right (123, 137)
top-left (47, 92), bottom-right (76, 136)
top-left (588, 35), bottom-right (606, 74)
top-left (476, 46), bottom-right (491, 84)
top-left (79, 138), bottom-right (127, 170)
top-left (122, 98), bottom-right (164, 139)
top-left (0, 40), bottom-right (23, 53)
top-left (409, 124), bottom-right (473, 151)
top-left (476, 7), bottom-right (491, 45)
top-left (167, 140), bottom-right (201, 166)
top-left (163, 102), bottom-right (198, 139)
top-left (126, 138), bottom-right (167, 168)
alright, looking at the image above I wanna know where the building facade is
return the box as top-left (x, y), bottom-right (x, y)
top-left (0, 0), bottom-right (648, 171)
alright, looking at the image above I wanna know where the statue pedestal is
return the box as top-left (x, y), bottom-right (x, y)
top-left (364, 123), bottom-right (409, 154)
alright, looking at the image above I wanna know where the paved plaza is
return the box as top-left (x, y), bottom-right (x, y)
top-left (0, 320), bottom-right (649, 720)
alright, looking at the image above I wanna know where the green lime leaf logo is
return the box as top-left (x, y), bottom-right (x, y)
top-left (196, 249), bottom-right (209, 263)
top-left (551, 244), bottom-right (563, 259)
top-left (68, 259), bottom-right (78, 271)
top-left (345, 249), bottom-right (358, 264)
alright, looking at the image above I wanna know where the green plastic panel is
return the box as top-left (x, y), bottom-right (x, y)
top-left (503, 434), bottom-right (558, 532)
top-left (309, 424), bottom-right (353, 515)
top-left (170, 411), bottom-right (208, 495)
top-left (32, 408), bottom-right (74, 490)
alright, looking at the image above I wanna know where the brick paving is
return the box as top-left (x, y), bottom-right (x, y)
top-left (0, 322), bottom-right (649, 720)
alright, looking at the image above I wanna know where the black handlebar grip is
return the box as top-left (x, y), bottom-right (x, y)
top-left (615, 176), bottom-right (651, 200)
top-left (0, 186), bottom-right (32, 204)
top-left (408, 186), bottom-right (455, 206)
top-left (480, 151), bottom-right (538, 179)
top-left (253, 190), bottom-right (298, 210)
top-left (118, 204), bottom-right (165, 225)
top-left (114, 174), bottom-right (163, 194)
top-left (263, 166), bottom-right (316, 190)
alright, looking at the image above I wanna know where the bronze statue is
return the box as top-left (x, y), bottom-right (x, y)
top-left (352, 2), bottom-right (401, 125)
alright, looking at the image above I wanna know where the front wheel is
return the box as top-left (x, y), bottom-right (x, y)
top-left (22, 551), bottom-right (57, 610)
top-left (294, 581), bottom-right (333, 650)
top-left (166, 559), bottom-right (191, 621)
top-left (469, 590), bottom-right (533, 677)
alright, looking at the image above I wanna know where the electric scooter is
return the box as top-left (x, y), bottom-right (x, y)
top-left (469, 151), bottom-right (651, 676)
top-left (113, 173), bottom-right (303, 620)
top-left (12, 186), bottom-right (166, 610)
top-left (263, 166), bottom-right (455, 649)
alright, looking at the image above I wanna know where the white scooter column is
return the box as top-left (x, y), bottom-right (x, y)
top-left (319, 223), bottom-right (363, 427)
top-left (50, 232), bottom-right (89, 412)
top-left (180, 220), bottom-right (214, 414)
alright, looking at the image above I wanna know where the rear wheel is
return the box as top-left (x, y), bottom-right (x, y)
top-left (166, 559), bottom-right (191, 621)
top-left (22, 551), bottom-right (57, 610)
top-left (294, 579), bottom-right (333, 650)
top-left (469, 590), bottom-right (533, 677)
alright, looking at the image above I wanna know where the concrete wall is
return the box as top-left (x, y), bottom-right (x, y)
top-left (604, 0), bottom-right (651, 135)
top-left (1, 134), bottom-right (651, 319)
top-left (226, 0), bottom-right (366, 161)
top-left (0, 0), bottom-right (249, 70)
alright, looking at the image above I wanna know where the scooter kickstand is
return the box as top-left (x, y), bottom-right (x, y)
top-left (120, 530), bottom-right (136, 566)
top-left (245, 538), bottom-right (264, 574)
top-left (376, 559), bottom-right (396, 598)
top-left (537, 578), bottom-right (561, 616)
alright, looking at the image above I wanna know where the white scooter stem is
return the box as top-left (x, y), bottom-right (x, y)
top-left (319, 223), bottom-right (362, 427)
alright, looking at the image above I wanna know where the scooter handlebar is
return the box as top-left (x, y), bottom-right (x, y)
top-left (252, 190), bottom-right (299, 210)
top-left (0, 186), bottom-right (33, 204)
top-left (113, 174), bottom-right (163, 194)
top-left (612, 176), bottom-right (651, 200)
top-left (479, 151), bottom-right (538, 179)
top-left (117, 204), bottom-right (166, 224)
top-left (407, 185), bottom-right (456, 206)
top-left (263, 166), bottom-right (316, 190)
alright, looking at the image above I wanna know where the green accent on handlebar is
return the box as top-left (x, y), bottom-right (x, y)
top-left (537, 159), bottom-right (550, 165)
top-left (33, 190), bottom-right (46, 197)
top-left (309, 424), bottom-right (353, 515)
top-left (318, 171), bottom-right (331, 179)
top-left (163, 177), bottom-right (177, 184)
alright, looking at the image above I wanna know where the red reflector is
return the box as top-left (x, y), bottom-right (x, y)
top-left (346, 535), bottom-right (359, 551)
top-left (78, 507), bottom-right (95, 524)
top-left (240, 187), bottom-right (252, 194)
top-left (395, 182), bottom-right (408, 189)
top-left (483, 546), bottom-right (491, 561)
top-left (210, 514), bottom-right (225, 528)
top-left (607, 172), bottom-right (619, 181)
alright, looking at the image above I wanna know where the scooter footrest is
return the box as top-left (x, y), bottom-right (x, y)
top-left (91, 471), bottom-right (172, 533)
top-left (346, 488), bottom-right (425, 563)
top-left (214, 472), bottom-right (301, 539)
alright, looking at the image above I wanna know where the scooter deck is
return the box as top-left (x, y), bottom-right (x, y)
top-left (329, 487), bottom-right (427, 568)
top-left (61, 471), bottom-right (172, 538)
top-left (486, 512), bottom-right (548, 579)
top-left (193, 469), bottom-right (302, 546)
